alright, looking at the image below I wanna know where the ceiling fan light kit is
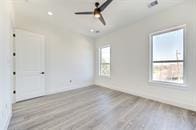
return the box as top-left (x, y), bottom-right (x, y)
top-left (94, 10), bottom-right (101, 18)
top-left (75, 0), bottom-right (113, 26)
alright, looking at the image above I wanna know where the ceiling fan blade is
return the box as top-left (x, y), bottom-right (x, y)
top-left (99, 0), bottom-right (113, 11)
top-left (99, 14), bottom-right (106, 26)
top-left (75, 12), bottom-right (93, 15)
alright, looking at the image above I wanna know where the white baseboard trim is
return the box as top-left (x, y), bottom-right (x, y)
top-left (96, 84), bottom-right (196, 112)
top-left (13, 84), bottom-right (94, 103)
top-left (4, 111), bottom-right (12, 130)
top-left (46, 84), bottom-right (94, 96)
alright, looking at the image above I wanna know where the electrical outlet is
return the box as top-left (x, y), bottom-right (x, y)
top-left (69, 80), bottom-right (72, 83)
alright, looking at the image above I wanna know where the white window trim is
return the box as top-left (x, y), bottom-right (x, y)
top-left (99, 45), bottom-right (111, 78)
top-left (149, 25), bottom-right (187, 88)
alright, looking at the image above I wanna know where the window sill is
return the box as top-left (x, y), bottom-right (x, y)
top-left (99, 75), bottom-right (111, 79)
top-left (148, 80), bottom-right (188, 90)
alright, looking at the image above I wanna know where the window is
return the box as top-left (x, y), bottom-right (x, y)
top-left (99, 46), bottom-right (111, 77)
top-left (150, 26), bottom-right (185, 85)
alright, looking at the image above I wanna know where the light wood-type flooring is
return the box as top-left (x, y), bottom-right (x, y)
top-left (8, 85), bottom-right (196, 130)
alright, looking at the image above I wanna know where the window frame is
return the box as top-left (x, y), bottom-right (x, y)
top-left (99, 45), bottom-right (111, 78)
top-left (149, 25), bottom-right (187, 87)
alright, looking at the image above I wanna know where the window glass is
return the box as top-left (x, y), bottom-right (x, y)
top-left (100, 46), bottom-right (110, 77)
top-left (151, 27), bottom-right (185, 84)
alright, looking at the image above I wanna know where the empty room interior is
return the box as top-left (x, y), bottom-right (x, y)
top-left (1, 0), bottom-right (196, 130)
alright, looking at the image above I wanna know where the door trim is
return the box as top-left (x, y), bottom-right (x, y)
top-left (14, 29), bottom-right (46, 102)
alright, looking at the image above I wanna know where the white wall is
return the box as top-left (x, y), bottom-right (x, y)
top-left (44, 29), bottom-right (94, 94)
top-left (14, 25), bottom-right (94, 96)
top-left (95, 1), bottom-right (196, 111)
top-left (0, 0), bottom-right (13, 129)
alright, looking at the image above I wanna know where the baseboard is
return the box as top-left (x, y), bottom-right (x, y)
top-left (46, 84), bottom-right (94, 96)
top-left (13, 84), bottom-right (94, 103)
top-left (96, 84), bottom-right (196, 112)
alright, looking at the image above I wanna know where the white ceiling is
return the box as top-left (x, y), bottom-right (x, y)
top-left (11, 0), bottom-right (186, 38)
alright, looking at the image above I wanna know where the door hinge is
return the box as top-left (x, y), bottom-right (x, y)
top-left (13, 72), bottom-right (16, 75)
top-left (13, 90), bottom-right (16, 94)
top-left (13, 34), bottom-right (16, 37)
top-left (13, 52), bottom-right (16, 56)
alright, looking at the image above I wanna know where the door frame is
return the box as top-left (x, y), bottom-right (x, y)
top-left (13, 28), bottom-right (46, 103)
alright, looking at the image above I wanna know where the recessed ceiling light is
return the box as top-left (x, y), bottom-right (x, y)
top-left (90, 29), bottom-right (100, 34)
top-left (90, 29), bottom-right (95, 32)
top-left (48, 11), bottom-right (53, 16)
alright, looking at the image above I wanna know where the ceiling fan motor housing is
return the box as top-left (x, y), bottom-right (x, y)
top-left (95, 2), bottom-right (100, 7)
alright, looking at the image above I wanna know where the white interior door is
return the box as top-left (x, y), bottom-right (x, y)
top-left (15, 29), bottom-right (45, 102)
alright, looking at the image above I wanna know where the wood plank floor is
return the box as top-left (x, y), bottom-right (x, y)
top-left (9, 85), bottom-right (196, 130)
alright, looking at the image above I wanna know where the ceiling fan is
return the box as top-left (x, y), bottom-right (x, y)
top-left (75, 0), bottom-right (113, 26)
